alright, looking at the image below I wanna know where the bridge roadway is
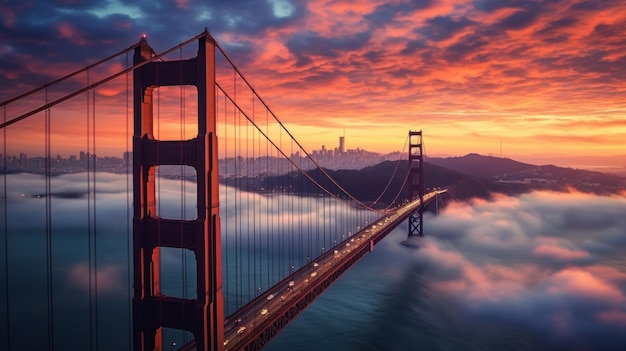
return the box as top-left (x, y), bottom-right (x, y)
top-left (181, 190), bottom-right (446, 351)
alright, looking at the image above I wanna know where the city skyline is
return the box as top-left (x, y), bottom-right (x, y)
top-left (1, 1), bottom-right (625, 168)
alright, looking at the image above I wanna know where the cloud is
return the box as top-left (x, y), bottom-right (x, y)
top-left (402, 190), bottom-right (626, 349)
top-left (597, 309), bottom-right (626, 328)
top-left (56, 22), bottom-right (88, 45)
top-left (286, 30), bottom-right (372, 62)
top-left (422, 16), bottom-right (475, 41)
top-left (67, 262), bottom-right (126, 295)
top-left (474, 0), bottom-right (529, 12)
top-left (532, 239), bottom-right (590, 261)
top-left (494, 9), bottom-right (540, 31)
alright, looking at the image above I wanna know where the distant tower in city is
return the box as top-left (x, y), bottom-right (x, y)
top-left (339, 136), bottom-right (345, 154)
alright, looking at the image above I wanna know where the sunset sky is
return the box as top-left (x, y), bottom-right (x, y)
top-left (1, 0), bottom-right (625, 168)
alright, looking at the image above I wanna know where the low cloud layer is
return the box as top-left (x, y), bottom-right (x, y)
top-left (404, 190), bottom-right (626, 349)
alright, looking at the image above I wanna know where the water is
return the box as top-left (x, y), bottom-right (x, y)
top-left (1, 173), bottom-right (625, 350)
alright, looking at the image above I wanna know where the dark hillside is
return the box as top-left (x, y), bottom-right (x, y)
top-left (224, 154), bottom-right (625, 208)
top-left (427, 153), bottom-right (533, 179)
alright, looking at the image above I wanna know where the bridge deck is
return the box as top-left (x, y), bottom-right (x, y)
top-left (181, 190), bottom-right (444, 351)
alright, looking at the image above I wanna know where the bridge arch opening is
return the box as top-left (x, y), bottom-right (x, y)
top-left (154, 165), bottom-right (198, 220)
top-left (151, 85), bottom-right (199, 140)
top-left (159, 247), bottom-right (197, 299)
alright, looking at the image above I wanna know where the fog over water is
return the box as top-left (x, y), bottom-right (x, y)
top-left (269, 190), bottom-right (626, 351)
top-left (1, 173), bottom-right (625, 350)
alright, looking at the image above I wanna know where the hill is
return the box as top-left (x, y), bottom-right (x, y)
top-left (221, 153), bottom-right (626, 207)
top-left (426, 153), bottom-right (534, 179)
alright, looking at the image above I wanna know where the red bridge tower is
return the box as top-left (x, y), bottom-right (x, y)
top-left (132, 31), bottom-right (224, 351)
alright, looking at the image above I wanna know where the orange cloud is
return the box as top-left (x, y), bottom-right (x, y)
top-left (0, 6), bottom-right (16, 28)
top-left (175, 0), bottom-right (189, 10)
top-left (597, 309), bottom-right (626, 328)
top-left (532, 244), bottom-right (590, 261)
top-left (544, 268), bottom-right (625, 303)
top-left (56, 22), bottom-right (87, 45)
top-left (68, 262), bottom-right (126, 295)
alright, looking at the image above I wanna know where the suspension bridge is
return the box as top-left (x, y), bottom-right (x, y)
top-left (0, 30), bottom-right (445, 351)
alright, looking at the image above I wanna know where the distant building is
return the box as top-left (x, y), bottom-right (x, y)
top-left (339, 136), bottom-right (345, 154)
top-left (19, 153), bottom-right (27, 168)
top-left (123, 151), bottom-right (132, 166)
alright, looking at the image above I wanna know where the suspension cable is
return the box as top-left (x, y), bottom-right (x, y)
top-left (124, 51), bottom-right (132, 350)
top-left (91, 87), bottom-right (99, 351)
top-left (44, 90), bottom-right (54, 351)
top-left (385, 159), bottom-right (412, 208)
top-left (0, 31), bottom-right (209, 129)
top-left (2, 105), bottom-right (9, 351)
top-left (369, 133), bottom-right (410, 209)
top-left (215, 43), bottom-right (382, 213)
top-left (0, 44), bottom-right (140, 107)
top-left (178, 46), bottom-right (188, 342)
top-left (85, 69), bottom-right (94, 351)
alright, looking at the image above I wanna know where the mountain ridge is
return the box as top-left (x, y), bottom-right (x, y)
top-left (222, 153), bottom-right (626, 207)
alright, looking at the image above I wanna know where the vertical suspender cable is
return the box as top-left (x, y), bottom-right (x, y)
top-left (92, 87), bottom-right (99, 351)
top-left (308, 160), bottom-right (311, 263)
top-left (333, 187), bottom-right (343, 247)
top-left (124, 52), bottom-right (132, 350)
top-left (265, 109), bottom-right (270, 292)
top-left (222, 91), bottom-right (229, 313)
top-left (290, 140), bottom-right (294, 270)
top-left (246, 99), bottom-right (250, 302)
top-left (87, 88), bottom-right (99, 350)
top-left (252, 97), bottom-right (257, 297)
top-left (298, 143), bottom-right (302, 266)
top-left (44, 90), bottom-right (54, 350)
top-left (86, 70), bottom-right (94, 351)
top-left (2, 106), bottom-right (9, 351)
top-left (156, 65), bottom-right (162, 331)
top-left (322, 175), bottom-right (325, 255)
top-left (233, 70), bottom-right (240, 309)
top-left (278, 125), bottom-right (283, 277)
top-left (256, 109), bottom-right (260, 295)
top-left (179, 47), bottom-right (187, 342)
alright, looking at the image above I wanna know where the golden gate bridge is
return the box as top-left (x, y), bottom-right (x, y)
top-left (0, 30), bottom-right (444, 351)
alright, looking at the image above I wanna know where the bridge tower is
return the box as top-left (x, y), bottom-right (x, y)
top-left (132, 31), bottom-right (224, 351)
top-left (407, 130), bottom-right (424, 237)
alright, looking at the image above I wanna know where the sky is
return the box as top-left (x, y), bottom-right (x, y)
top-left (1, 0), bottom-right (625, 167)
